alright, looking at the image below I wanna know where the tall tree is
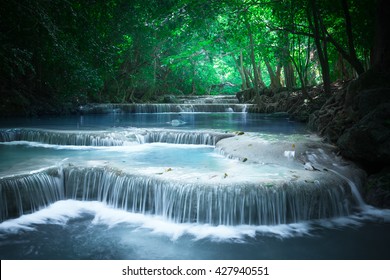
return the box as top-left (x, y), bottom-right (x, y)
top-left (371, 0), bottom-right (390, 72)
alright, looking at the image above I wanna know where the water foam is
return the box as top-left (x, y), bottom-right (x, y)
top-left (1, 200), bottom-right (388, 241)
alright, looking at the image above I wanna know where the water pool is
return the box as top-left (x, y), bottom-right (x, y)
top-left (0, 110), bottom-right (389, 260)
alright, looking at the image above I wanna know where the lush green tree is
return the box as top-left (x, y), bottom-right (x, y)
top-left (269, 0), bottom-right (375, 93)
top-left (0, 0), bottom-right (380, 115)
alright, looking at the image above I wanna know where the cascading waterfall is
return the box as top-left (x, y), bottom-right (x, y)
top-left (78, 103), bottom-right (253, 114)
top-left (176, 104), bottom-right (251, 113)
top-left (0, 165), bottom-right (356, 225)
top-left (328, 169), bottom-right (366, 209)
top-left (0, 95), bottom-right (366, 229)
top-left (135, 130), bottom-right (234, 145)
top-left (0, 167), bottom-right (64, 221)
top-left (2, 94), bottom-right (390, 261)
top-left (0, 128), bottom-right (125, 146)
top-left (301, 147), bottom-right (367, 209)
top-left (0, 128), bottom-right (234, 146)
top-left (133, 104), bottom-right (182, 113)
top-left (178, 96), bottom-right (239, 104)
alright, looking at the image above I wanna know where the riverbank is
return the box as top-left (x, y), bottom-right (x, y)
top-left (240, 69), bottom-right (390, 208)
top-left (310, 70), bottom-right (390, 208)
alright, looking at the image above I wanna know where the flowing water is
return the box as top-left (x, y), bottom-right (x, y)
top-left (0, 96), bottom-right (389, 260)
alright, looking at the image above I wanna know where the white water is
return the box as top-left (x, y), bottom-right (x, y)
top-left (0, 136), bottom-right (363, 225)
top-left (1, 97), bottom-right (389, 259)
top-left (79, 103), bottom-right (253, 114)
top-left (0, 128), bottom-right (234, 146)
top-left (1, 199), bottom-right (389, 242)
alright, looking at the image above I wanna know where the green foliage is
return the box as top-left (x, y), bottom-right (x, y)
top-left (0, 0), bottom-right (378, 115)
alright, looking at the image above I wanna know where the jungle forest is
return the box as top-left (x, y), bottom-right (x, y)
top-left (0, 0), bottom-right (386, 113)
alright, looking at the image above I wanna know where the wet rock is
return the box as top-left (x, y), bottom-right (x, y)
top-left (246, 88), bottom-right (328, 122)
top-left (308, 71), bottom-right (390, 208)
top-left (337, 103), bottom-right (390, 165)
top-left (365, 168), bottom-right (390, 208)
top-left (158, 95), bottom-right (178, 103)
top-left (307, 88), bottom-right (352, 143)
top-left (236, 88), bottom-right (256, 103)
top-left (357, 88), bottom-right (390, 117)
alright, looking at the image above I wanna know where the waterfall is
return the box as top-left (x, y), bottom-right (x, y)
top-left (0, 95), bottom-right (364, 226)
top-left (76, 94), bottom-right (254, 114)
top-left (0, 167), bottom-right (64, 221)
top-left (300, 147), bottom-right (367, 210)
top-left (0, 165), bottom-right (356, 224)
top-left (63, 167), bottom-right (356, 225)
top-left (78, 103), bottom-right (253, 114)
top-left (131, 104), bottom-right (182, 113)
top-left (328, 169), bottom-right (366, 209)
top-left (135, 130), bottom-right (234, 145)
top-left (0, 129), bottom-right (125, 146)
top-left (177, 95), bottom-right (240, 104)
top-left (0, 128), bottom-right (235, 146)
top-left (177, 104), bottom-right (251, 113)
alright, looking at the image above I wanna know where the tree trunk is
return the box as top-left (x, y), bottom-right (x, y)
top-left (234, 51), bottom-right (247, 90)
top-left (257, 65), bottom-right (266, 88)
top-left (265, 59), bottom-right (282, 90)
top-left (308, 0), bottom-right (331, 94)
top-left (191, 59), bottom-right (197, 95)
top-left (283, 61), bottom-right (296, 90)
top-left (244, 67), bottom-right (254, 87)
top-left (335, 52), bottom-right (353, 81)
top-left (340, 0), bottom-right (365, 75)
top-left (246, 20), bottom-right (260, 95)
top-left (371, 0), bottom-right (390, 72)
top-left (280, 34), bottom-right (296, 90)
top-left (276, 64), bottom-right (282, 86)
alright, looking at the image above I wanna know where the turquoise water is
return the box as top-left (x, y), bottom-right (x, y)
top-left (0, 112), bottom-right (305, 133)
top-left (0, 112), bottom-right (389, 260)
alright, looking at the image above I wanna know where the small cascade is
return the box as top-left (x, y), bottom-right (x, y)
top-left (328, 169), bottom-right (367, 209)
top-left (0, 128), bottom-right (235, 146)
top-left (0, 166), bottom-right (355, 225)
top-left (300, 147), bottom-right (367, 210)
top-left (0, 167), bottom-right (64, 221)
top-left (0, 164), bottom-right (358, 225)
top-left (135, 130), bottom-right (234, 145)
top-left (76, 94), bottom-right (254, 114)
top-left (177, 104), bottom-right (251, 113)
top-left (177, 95), bottom-right (239, 104)
top-left (0, 128), bottom-right (125, 146)
top-left (131, 104), bottom-right (182, 113)
top-left (62, 166), bottom-right (354, 225)
top-left (80, 103), bottom-right (182, 114)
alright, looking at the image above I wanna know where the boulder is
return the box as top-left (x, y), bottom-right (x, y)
top-left (337, 103), bottom-right (390, 165)
top-left (365, 168), bottom-right (390, 208)
top-left (236, 88), bottom-right (256, 103)
top-left (158, 95), bottom-right (178, 103)
top-left (357, 88), bottom-right (390, 117)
